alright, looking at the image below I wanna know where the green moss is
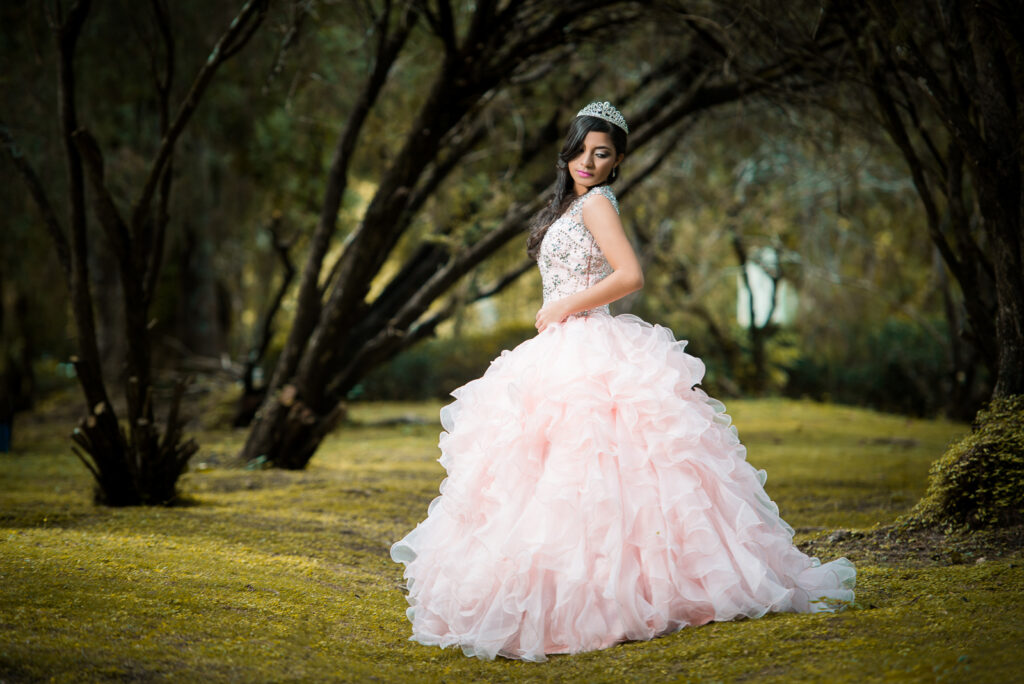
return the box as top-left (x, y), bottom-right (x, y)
top-left (3, 399), bottom-right (1021, 682)
top-left (906, 395), bottom-right (1024, 530)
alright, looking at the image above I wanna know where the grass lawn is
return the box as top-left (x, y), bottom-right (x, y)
top-left (1, 397), bottom-right (1021, 682)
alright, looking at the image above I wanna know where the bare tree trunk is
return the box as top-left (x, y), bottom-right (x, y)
top-left (963, 0), bottom-right (1024, 397)
top-left (983, 196), bottom-right (1024, 398)
top-left (731, 228), bottom-right (782, 396)
top-left (234, 216), bottom-right (295, 428)
top-left (937, 254), bottom-right (984, 420)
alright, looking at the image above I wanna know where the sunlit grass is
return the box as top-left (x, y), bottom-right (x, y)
top-left (2, 399), bottom-right (1020, 682)
top-left (723, 399), bottom-right (965, 531)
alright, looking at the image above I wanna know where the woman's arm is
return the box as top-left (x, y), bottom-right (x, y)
top-left (535, 194), bottom-right (644, 332)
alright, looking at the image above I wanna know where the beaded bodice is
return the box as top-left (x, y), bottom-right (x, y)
top-left (538, 185), bottom-right (619, 317)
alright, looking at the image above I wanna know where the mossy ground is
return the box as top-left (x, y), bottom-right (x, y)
top-left (2, 398), bottom-right (1022, 682)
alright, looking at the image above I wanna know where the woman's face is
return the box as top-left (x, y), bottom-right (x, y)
top-left (569, 131), bottom-right (623, 194)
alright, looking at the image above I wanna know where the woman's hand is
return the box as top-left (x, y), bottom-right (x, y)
top-left (535, 300), bottom-right (573, 333)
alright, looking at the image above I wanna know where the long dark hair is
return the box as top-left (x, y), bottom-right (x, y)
top-left (526, 115), bottom-right (628, 260)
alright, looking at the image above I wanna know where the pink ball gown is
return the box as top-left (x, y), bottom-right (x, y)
top-left (390, 185), bottom-right (856, 662)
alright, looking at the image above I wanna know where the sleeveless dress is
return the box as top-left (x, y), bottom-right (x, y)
top-left (390, 185), bottom-right (856, 662)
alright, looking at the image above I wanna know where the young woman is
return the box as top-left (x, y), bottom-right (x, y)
top-left (390, 102), bottom-right (855, 662)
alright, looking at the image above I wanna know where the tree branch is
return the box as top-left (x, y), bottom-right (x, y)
top-left (405, 257), bottom-right (534, 350)
top-left (327, 255), bottom-right (536, 400)
top-left (762, 247), bottom-right (782, 331)
top-left (268, 3), bottom-right (418, 393)
top-left (344, 62), bottom-right (713, 371)
top-left (945, 140), bottom-right (993, 282)
top-left (301, 1), bottom-right (633, 386)
top-left (257, 218), bottom-right (296, 369)
top-left (836, 11), bottom-right (969, 288)
top-left (434, 0), bottom-right (457, 54)
top-left (54, 0), bottom-right (113, 414)
top-left (867, 0), bottom-right (988, 159)
top-left (472, 257), bottom-right (535, 301)
top-left (263, 0), bottom-right (313, 93)
top-left (730, 224), bottom-right (758, 332)
top-left (143, 0), bottom-right (175, 305)
top-left (617, 120), bottom-right (692, 199)
top-left (0, 123), bottom-right (72, 283)
top-left (132, 0), bottom-right (269, 231)
top-left (70, 128), bottom-right (133, 266)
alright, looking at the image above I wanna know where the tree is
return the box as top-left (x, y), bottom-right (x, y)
top-left (233, 215), bottom-right (296, 427)
top-left (239, 0), bottom-right (838, 469)
top-left (0, 276), bottom-right (34, 452)
top-left (1, 0), bottom-right (268, 504)
top-left (833, 0), bottom-right (1024, 399)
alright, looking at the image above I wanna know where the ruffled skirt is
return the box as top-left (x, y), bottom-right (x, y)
top-left (390, 313), bottom-right (855, 662)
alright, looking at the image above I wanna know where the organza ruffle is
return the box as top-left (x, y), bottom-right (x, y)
top-left (390, 313), bottom-right (855, 662)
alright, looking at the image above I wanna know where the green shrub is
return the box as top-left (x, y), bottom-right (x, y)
top-left (783, 318), bottom-right (978, 417)
top-left (353, 323), bottom-right (537, 401)
top-left (904, 395), bottom-right (1024, 529)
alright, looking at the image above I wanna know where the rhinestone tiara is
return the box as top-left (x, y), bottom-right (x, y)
top-left (576, 101), bottom-right (629, 134)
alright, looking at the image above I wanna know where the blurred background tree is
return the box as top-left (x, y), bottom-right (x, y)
top-left (1, 0), bottom-right (270, 501)
top-left (834, 0), bottom-right (1023, 402)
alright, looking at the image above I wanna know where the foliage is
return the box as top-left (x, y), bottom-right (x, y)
top-left (784, 319), bottom-right (964, 417)
top-left (620, 102), bottom-right (979, 411)
top-left (354, 324), bottom-right (536, 401)
top-left (905, 396), bottom-right (1024, 530)
top-left (7, 399), bottom-right (1021, 682)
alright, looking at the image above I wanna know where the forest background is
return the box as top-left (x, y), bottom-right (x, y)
top-left (2, 0), bottom-right (1021, 504)
top-left (4, 0), bottom-right (1010, 453)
